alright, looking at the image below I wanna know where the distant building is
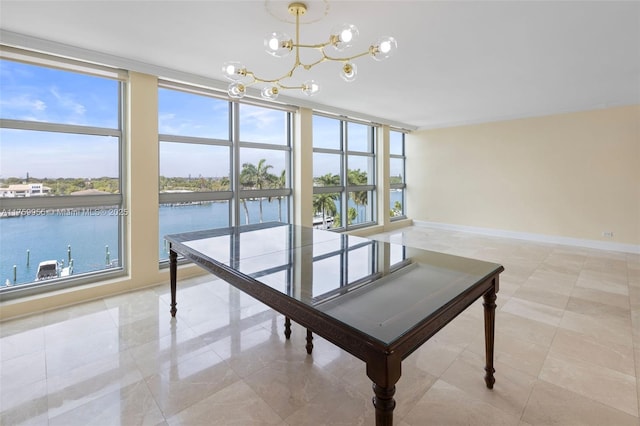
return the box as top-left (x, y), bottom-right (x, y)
top-left (0, 183), bottom-right (51, 197)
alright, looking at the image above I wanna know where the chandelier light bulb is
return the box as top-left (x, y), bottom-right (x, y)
top-left (340, 62), bottom-right (357, 82)
top-left (221, 3), bottom-right (395, 98)
top-left (331, 24), bottom-right (359, 51)
top-left (302, 80), bottom-right (320, 96)
top-left (222, 61), bottom-right (247, 81)
top-left (261, 85), bottom-right (279, 100)
top-left (371, 36), bottom-right (397, 61)
top-left (228, 82), bottom-right (246, 99)
top-left (264, 32), bottom-right (293, 58)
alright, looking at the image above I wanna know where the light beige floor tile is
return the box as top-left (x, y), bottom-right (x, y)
top-left (128, 324), bottom-right (213, 378)
top-left (283, 380), bottom-right (374, 426)
top-left (48, 379), bottom-right (165, 426)
top-left (44, 326), bottom-right (122, 377)
top-left (0, 312), bottom-right (44, 338)
top-left (539, 353), bottom-right (638, 416)
top-left (403, 380), bottom-right (520, 426)
top-left (549, 328), bottom-right (635, 376)
top-left (559, 310), bottom-right (633, 347)
top-left (522, 380), bottom-right (638, 426)
top-left (576, 273), bottom-right (629, 296)
top-left (501, 297), bottom-right (564, 327)
top-left (0, 325), bottom-right (45, 361)
top-left (0, 349), bottom-right (46, 391)
top-left (208, 324), bottom-right (295, 378)
top-left (467, 331), bottom-right (549, 377)
top-left (565, 296), bottom-right (631, 321)
top-left (493, 311), bottom-right (557, 348)
top-left (440, 349), bottom-right (536, 418)
top-left (167, 380), bottom-right (283, 425)
top-left (408, 335), bottom-right (468, 377)
top-left (145, 348), bottom-right (240, 418)
top-left (512, 285), bottom-right (570, 310)
top-left (46, 351), bottom-right (144, 419)
top-left (244, 358), bottom-right (339, 419)
top-left (3, 226), bottom-right (640, 426)
top-left (0, 378), bottom-right (48, 426)
top-left (570, 285), bottom-right (630, 310)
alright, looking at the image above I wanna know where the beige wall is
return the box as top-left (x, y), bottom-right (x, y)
top-left (406, 105), bottom-right (640, 245)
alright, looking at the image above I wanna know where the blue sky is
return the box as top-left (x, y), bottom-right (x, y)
top-left (0, 59), bottom-right (402, 181)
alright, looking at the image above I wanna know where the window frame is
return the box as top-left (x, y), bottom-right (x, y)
top-left (389, 129), bottom-right (407, 221)
top-left (158, 81), bottom-right (294, 264)
top-left (0, 49), bottom-right (127, 300)
top-left (312, 113), bottom-right (377, 231)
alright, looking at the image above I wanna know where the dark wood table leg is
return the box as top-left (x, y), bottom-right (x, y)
top-left (372, 383), bottom-right (396, 426)
top-left (367, 353), bottom-right (401, 426)
top-left (305, 329), bottom-right (314, 354)
top-left (169, 247), bottom-right (178, 317)
top-left (483, 285), bottom-right (497, 389)
top-left (284, 317), bottom-right (292, 339)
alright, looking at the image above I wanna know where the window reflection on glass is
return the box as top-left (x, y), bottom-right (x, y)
top-left (390, 242), bottom-right (406, 267)
top-left (347, 245), bottom-right (374, 283)
top-left (312, 256), bottom-right (343, 297)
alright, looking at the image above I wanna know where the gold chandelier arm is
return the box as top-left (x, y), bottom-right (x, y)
top-left (323, 49), bottom-right (372, 62)
top-left (245, 59), bottom-right (301, 85)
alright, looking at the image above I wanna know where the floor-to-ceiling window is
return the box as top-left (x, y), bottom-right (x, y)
top-left (312, 113), bottom-right (376, 230)
top-left (389, 129), bottom-right (406, 219)
top-left (0, 47), bottom-right (126, 296)
top-left (158, 82), bottom-right (293, 261)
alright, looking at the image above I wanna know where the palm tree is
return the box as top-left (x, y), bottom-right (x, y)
top-left (275, 170), bottom-right (286, 222)
top-left (312, 173), bottom-right (340, 228)
top-left (348, 168), bottom-right (368, 223)
top-left (240, 159), bottom-right (276, 223)
top-left (312, 192), bottom-right (338, 228)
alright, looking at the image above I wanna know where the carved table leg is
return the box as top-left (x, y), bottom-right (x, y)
top-left (483, 286), bottom-right (497, 389)
top-left (372, 383), bottom-right (396, 426)
top-left (169, 248), bottom-right (178, 317)
top-left (305, 329), bottom-right (314, 354)
top-left (284, 317), bottom-right (292, 339)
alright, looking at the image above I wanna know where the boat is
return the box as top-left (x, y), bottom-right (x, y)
top-left (35, 260), bottom-right (73, 281)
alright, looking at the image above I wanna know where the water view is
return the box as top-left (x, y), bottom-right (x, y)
top-left (1, 193), bottom-right (402, 287)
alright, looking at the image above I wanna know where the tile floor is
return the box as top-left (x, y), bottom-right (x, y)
top-left (1, 225), bottom-right (639, 425)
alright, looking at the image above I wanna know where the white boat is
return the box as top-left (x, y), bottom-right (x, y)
top-left (35, 260), bottom-right (73, 281)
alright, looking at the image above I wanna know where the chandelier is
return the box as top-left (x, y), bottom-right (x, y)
top-left (222, 2), bottom-right (397, 100)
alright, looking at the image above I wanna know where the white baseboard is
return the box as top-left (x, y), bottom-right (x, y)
top-left (413, 220), bottom-right (640, 254)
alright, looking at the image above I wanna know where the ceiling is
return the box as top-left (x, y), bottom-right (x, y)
top-left (1, 0), bottom-right (638, 130)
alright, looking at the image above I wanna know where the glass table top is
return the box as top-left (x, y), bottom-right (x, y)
top-left (167, 222), bottom-right (503, 345)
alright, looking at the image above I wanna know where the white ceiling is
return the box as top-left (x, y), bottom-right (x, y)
top-left (1, 0), bottom-right (638, 130)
